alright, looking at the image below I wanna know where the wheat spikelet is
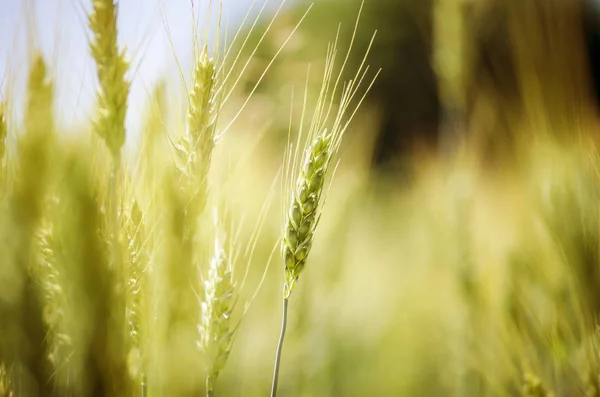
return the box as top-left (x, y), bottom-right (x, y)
top-left (199, 227), bottom-right (236, 396)
top-left (89, 0), bottom-right (130, 160)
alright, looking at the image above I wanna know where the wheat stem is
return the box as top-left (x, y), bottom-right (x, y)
top-left (206, 376), bottom-right (215, 397)
top-left (270, 296), bottom-right (288, 397)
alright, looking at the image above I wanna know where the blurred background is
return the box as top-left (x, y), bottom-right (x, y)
top-left (5, 0), bottom-right (600, 395)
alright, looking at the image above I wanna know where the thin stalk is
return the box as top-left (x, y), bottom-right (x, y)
top-left (206, 375), bottom-right (215, 397)
top-left (270, 296), bottom-right (289, 397)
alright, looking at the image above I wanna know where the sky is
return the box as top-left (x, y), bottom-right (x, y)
top-left (0, 0), bottom-right (285, 140)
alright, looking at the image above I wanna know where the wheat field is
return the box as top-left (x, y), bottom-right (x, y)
top-left (2, 0), bottom-right (600, 396)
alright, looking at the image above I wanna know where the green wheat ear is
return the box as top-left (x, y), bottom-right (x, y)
top-left (89, 0), bottom-right (130, 160)
top-left (282, 131), bottom-right (333, 298)
top-left (123, 195), bottom-right (150, 388)
top-left (175, 46), bottom-right (219, 220)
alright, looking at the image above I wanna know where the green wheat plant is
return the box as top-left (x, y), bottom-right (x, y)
top-left (89, 0), bottom-right (130, 162)
top-left (269, 3), bottom-right (379, 395)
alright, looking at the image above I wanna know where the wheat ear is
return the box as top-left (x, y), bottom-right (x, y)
top-left (175, 46), bottom-right (218, 220)
top-left (88, 4), bottom-right (134, 394)
top-left (282, 131), bottom-right (335, 298)
top-left (124, 197), bottom-right (149, 394)
top-left (89, 0), bottom-right (129, 161)
top-left (198, 225), bottom-right (236, 397)
top-left (34, 212), bottom-right (72, 375)
top-left (27, 55), bottom-right (61, 366)
top-left (156, 46), bottom-right (219, 394)
top-left (0, 53), bottom-right (55, 396)
top-left (271, 129), bottom-right (338, 397)
top-left (271, 3), bottom-right (379, 394)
